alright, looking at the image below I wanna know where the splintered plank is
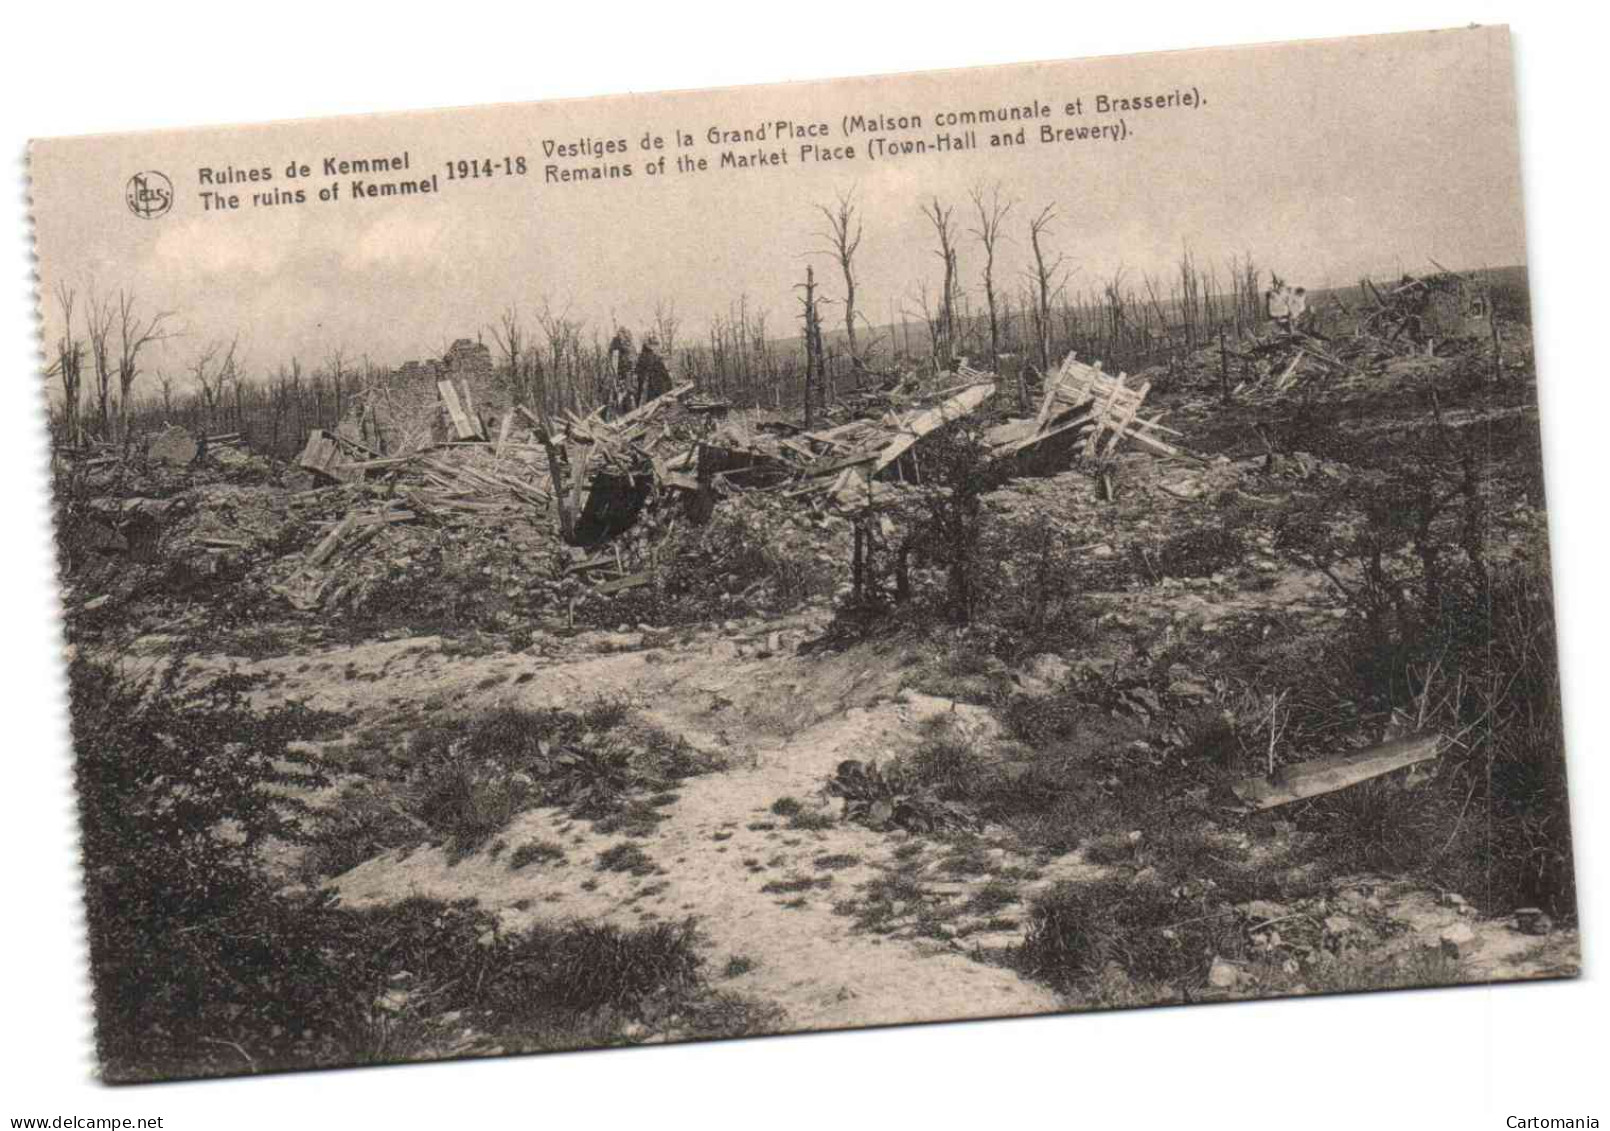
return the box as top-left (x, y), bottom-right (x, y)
top-left (437, 380), bottom-right (480, 441)
top-left (1232, 734), bottom-right (1443, 810)
top-left (1102, 380), bottom-right (1152, 456)
top-left (871, 382), bottom-right (996, 474)
top-left (990, 411), bottom-right (1094, 459)
top-left (296, 429), bottom-right (356, 481)
top-left (302, 512), bottom-right (358, 569)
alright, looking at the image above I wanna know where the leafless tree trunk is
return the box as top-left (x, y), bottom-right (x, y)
top-left (920, 197), bottom-right (960, 367)
top-left (797, 266), bottom-right (824, 429)
top-left (190, 336), bottom-right (239, 425)
top-left (488, 304), bottom-right (529, 405)
top-left (653, 300), bottom-right (680, 365)
top-left (85, 288), bottom-right (116, 439)
top-left (113, 289), bottom-right (176, 443)
top-left (1027, 204), bottom-right (1068, 374)
top-left (968, 182), bottom-right (1013, 364)
top-left (49, 283), bottom-right (85, 446)
top-left (534, 300), bottom-right (581, 413)
top-left (816, 188), bottom-right (864, 368)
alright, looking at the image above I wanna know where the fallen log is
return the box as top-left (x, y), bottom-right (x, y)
top-left (1231, 734), bottom-right (1443, 810)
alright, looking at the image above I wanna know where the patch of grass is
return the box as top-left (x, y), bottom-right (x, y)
top-left (597, 843), bottom-right (657, 877)
top-left (1082, 831), bottom-right (1142, 866)
top-left (964, 880), bottom-right (1021, 916)
top-left (591, 800), bottom-right (669, 838)
top-left (509, 839), bottom-right (567, 871)
top-left (372, 700), bottom-right (723, 861)
top-left (1014, 878), bottom-right (1245, 993)
top-left (787, 810), bottom-right (837, 831)
top-left (1154, 526), bottom-right (1248, 579)
top-left (937, 842), bottom-right (993, 877)
top-left (812, 853), bottom-right (861, 871)
top-left (759, 876), bottom-right (832, 894)
top-left (723, 955), bottom-right (756, 978)
top-left (769, 797), bottom-right (804, 818)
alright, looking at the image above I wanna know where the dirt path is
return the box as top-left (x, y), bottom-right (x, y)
top-left (240, 624), bottom-right (1071, 1033)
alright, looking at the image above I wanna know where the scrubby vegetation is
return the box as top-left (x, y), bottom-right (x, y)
top-left (73, 661), bottom-right (762, 1081)
top-left (309, 699), bottom-right (724, 870)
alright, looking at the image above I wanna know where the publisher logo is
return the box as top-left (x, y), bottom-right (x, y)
top-left (125, 171), bottom-right (173, 219)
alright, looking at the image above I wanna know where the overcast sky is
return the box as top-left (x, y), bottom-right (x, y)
top-left (31, 25), bottom-right (1524, 384)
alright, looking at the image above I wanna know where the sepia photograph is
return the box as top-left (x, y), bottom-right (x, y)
top-left (9, 7), bottom-right (1603, 1125)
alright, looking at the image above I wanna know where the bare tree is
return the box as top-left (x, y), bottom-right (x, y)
top-left (85, 288), bottom-right (117, 439)
top-left (968, 181), bottom-right (1014, 363)
top-left (534, 300), bottom-right (582, 411)
top-left (816, 188), bottom-right (865, 368)
top-left (797, 266), bottom-right (825, 428)
top-left (487, 303), bottom-right (531, 405)
top-left (48, 283), bottom-right (86, 446)
top-left (190, 336), bottom-right (240, 423)
top-left (113, 289), bottom-right (176, 441)
top-left (652, 299), bottom-right (680, 363)
top-left (920, 197), bottom-right (961, 367)
top-left (1026, 204), bottom-right (1069, 373)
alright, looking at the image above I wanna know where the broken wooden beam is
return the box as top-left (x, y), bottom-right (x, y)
top-left (871, 382), bottom-right (995, 474)
top-left (437, 380), bottom-right (483, 441)
top-left (1231, 734), bottom-right (1443, 810)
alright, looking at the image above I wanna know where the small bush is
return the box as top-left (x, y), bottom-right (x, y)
top-left (390, 702), bottom-right (722, 859)
top-left (597, 843), bottom-right (657, 876)
top-left (769, 797), bottom-right (804, 818)
top-left (509, 840), bottom-right (568, 871)
top-left (1154, 526), bottom-right (1248, 579)
top-left (1016, 879), bottom-right (1242, 992)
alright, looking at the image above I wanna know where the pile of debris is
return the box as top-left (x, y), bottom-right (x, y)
top-left (264, 351), bottom-right (1194, 614)
top-left (1356, 270), bottom-right (1493, 353)
top-left (685, 354), bottom-right (1187, 516)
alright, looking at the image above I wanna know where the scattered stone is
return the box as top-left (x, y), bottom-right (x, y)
top-left (1323, 914), bottom-right (1356, 937)
top-left (1514, 907), bottom-right (1553, 936)
top-left (1024, 652), bottom-right (1072, 688)
top-left (374, 989), bottom-right (410, 1014)
top-left (148, 426), bottom-right (199, 466)
top-left (1208, 958), bottom-right (1242, 989)
top-left (1439, 922), bottom-right (1478, 958)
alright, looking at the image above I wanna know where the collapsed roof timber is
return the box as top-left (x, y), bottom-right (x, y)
top-left (289, 353), bottom-right (1189, 594)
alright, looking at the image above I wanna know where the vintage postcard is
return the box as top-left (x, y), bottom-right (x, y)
top-left (30, 24), bottom-right (1577, 1084)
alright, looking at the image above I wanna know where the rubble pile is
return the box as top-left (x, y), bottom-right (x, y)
top-left (59, 348), bottom-right (1198, 628)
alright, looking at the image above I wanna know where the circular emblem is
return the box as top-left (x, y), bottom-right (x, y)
top-left (125, 171), bottom-right (174, 219)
